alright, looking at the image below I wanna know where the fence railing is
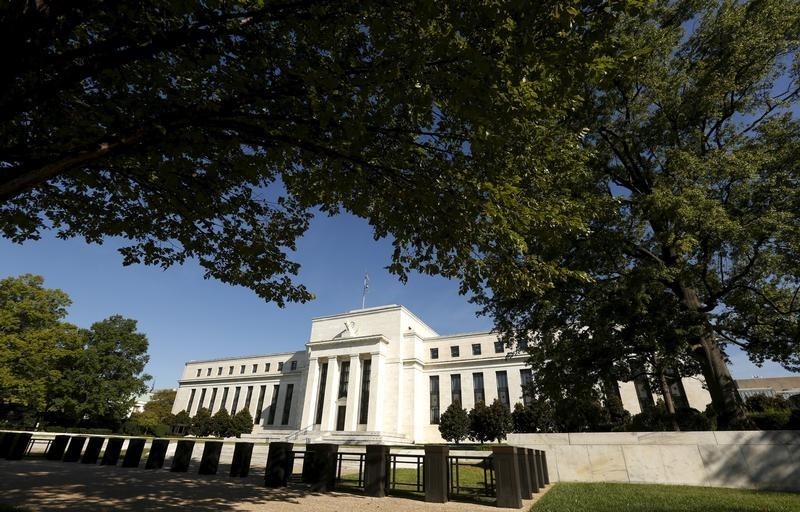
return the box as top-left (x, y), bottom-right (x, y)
top-left (388, 453), bottom-right (425, 494)
top-left (448, 454), bottom-right (495, 499)
top-left (335, 451), bottom-right (366, 489)
top-left (25, 438), bottom-right (52, 455)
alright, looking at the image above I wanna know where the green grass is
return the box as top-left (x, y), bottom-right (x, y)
top-left (339, 465), bottom-right (494, 503)
top-left (530, 483), bottom-right (800, 512)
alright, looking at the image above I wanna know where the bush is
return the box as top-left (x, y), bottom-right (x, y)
top-left (469, 399), bottom-right (512, 443)
top-left (152, 423), bottom-right (171, 437)
top-left (745, 394), bottom-right (790, 413)
top-left (211, 408), bottom-right (231, 437)
top-left (439, 403), bottom-right (470, 443)
top-left (628, 406), bottom-right (712, 432)
top-left (231, 409), bottom-right (254, 438)
top-left (749, 409), bottom-right (792, 430)
top-left (190, 407), bottom-right (213, 437)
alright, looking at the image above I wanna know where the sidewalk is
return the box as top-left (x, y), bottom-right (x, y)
top-left (0, 460), bottom-right (540, 512)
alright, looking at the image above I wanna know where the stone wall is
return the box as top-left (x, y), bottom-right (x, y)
top-left (507, 431), bottom-right (800, 492)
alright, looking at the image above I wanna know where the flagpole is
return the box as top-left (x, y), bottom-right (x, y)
top-left (362, 272), bottom-right (369, 309)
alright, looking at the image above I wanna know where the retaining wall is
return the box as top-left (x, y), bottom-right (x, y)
top-left (507, 430), bottom-right (800, 492)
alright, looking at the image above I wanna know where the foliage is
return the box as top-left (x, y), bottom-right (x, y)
top-left (190, 407), bottom-right (213, 437)
top-left (744, 395), bottom-right (791, 413)
top-left (230, 409), bottom-right (254, 438)
top-left (530, 483), bottom-right (800, 512)
top-left (468, 399), bottom-right (513, 443)
top-left (173, 410), bottom-right (191, 436)
top-left (210, 408), bottom-right (231, 438)
top-left (512, 401), bottom-right (556, 434)
top-left (438, 402), bottom-right (470, 444)
top-left (628, 405), bottom-right (713, 432)
top-left (143, 390), bottom-right (176, 425)
top-left (744, 394), bottom-right (795, 430)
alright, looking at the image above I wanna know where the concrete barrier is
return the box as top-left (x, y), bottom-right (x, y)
top-left (508, 430), bottom-right (800, 492)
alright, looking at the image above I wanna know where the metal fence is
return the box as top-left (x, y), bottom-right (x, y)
top-left (388, 453), bottom-right (425, 494)
top-left (335, 451), bottom-right (366, 489)
top-left (448, 454), bottom-right (495, 499)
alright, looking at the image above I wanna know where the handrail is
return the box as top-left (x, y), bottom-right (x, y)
top-left (284, 424), bottom-right (315, 442)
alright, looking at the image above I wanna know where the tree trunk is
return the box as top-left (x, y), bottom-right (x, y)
top-left (657, 369), bottom-right (680, 431)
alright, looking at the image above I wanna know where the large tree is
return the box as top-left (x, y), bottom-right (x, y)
top-left (0, 0), bottom-right (631, 305)
top-left (478, 0), bottom-right (800, 427)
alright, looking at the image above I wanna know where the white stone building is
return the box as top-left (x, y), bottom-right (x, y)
top-left (172, 304), bottom-right (711, 444)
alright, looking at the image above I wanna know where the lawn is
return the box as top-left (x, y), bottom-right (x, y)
top-left (530, 483), bottom-right (800, 512)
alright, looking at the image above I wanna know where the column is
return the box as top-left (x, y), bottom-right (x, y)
top-left (367, 352), bottom-right (385, 431)
top-left (320, 357), bottom-right (340, 431)
top-left (299, 357), bottom-right (320, 429)
top-left (344, 354), bottom-right (362, 430)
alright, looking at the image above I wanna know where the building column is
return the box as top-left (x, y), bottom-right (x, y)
top-left (300, 357), bottom-right (320, 429)
top-left (366, 352), bottom-right (385, 431)
top-left (344, 354), bottom-right (362, 430)
top-left (320, 357), bottom-right (340, 431)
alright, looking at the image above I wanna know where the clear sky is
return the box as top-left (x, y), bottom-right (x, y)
top-left (0, 211), bottom-right (795, 389)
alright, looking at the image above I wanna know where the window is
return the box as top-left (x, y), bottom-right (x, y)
top-left (244, 385), bottom-right (253, 411)
top-left (430, 376), bottom-right (440, 424)
top-left (494, 341), bottom-right (504, 353)
top-left (281, 384), bottom-right (294, 425)
top-left (228, 366), bottom-right (234, 375)
top-left (208, 388), bottom-right (218, 412)
top-left (473, 373), bottom-right (485, 404)
top-left (496, 371), bottom-right (510, 408)
top-left (315, 362), bottom-right (328, 425)
top-left (267, 385), bottom-right (280, 424)
top-left (187, 389), bottom-right (196, 413)
top-left (450, 346), bottom-right (460, 357)
top-left (278, 362), bottom-right (284, 372)
top-left (265, 363), bottom-right (271, 372)
top-left (240, 365), bottom-right (245, 375)
top-left (472, 344), bottom-right (482, 356)
top-left (451, 374), bottom-right (462, 406)
top-left (217, 367), bottom-right (222, 376)
top-left (430, 348), bottom-right (439, 359)
top-left (359, 359), bottom-right (371, 424)
top-left (206, 368), bottom-right (212, 376)
top-left (198, 388), bottom-right (207, 409)
top-left (291, 360), bottom-right (297, 371)
top-left (220, 387), bottom-right (229, 410)
top-left (338, 361), bottom-right (351, 398)
top-left (520, 369), bottom-right (533, 407)
top-left (231, 386), bottom-right (241, 413)
top-left (254, 385), bottom-right (266, 424)
top-left (195, 369), bottom-right (201, 377)
top-left (252, 364), bottom-right (258, 373)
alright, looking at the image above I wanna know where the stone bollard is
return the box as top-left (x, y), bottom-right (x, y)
top-left (63, 436), bottom-right (87, 462)
top-left (516, 447), bottom-right (532, 499)
top-left (0, 432), bottom-right (16, 458)
top-left (81, 437), bottom-right (105, 464)
top-left (540, 450), bottom-right (550, 485)
top-left (122, 438), bottom-right (146, 468)
top-left (302, 443), bottom-right (339, 492)
top-left (199, 441), bottom-right (223, 475)
top-left (101, 438), bottom-right (124, 466)
top-left (145, 439), bottom-right (170, 469)
top-left (47, 435), bottom-right (70, 461)
top-left (264, 442), bottom-right (294, 487)
top-left (493, 446), bottom-right (523, 509)
top-left (527, 449), bottom-right (540, 493)
top-left (364, 445), bottom-right (390, 497)
top-left (7, 433), bottom-right (33, 460)
top-left (423, 445), bottom-right (449, 503)
top-left (170, 440), bottom-right (195, 472)
top-left (230, 442), bottom-right (254, 477)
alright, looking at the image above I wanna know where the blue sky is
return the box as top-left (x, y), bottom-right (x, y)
top-left (0, 212), bottom-right (794, 389)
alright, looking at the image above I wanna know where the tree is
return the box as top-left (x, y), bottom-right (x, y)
top-left (0, 0), bottom-right (634, 306)
top-left (438, 402), bottom-right (470, 444)
top-left (190, 407), bottom-right (213, 437)
top-left (143, 389), bottom-right (177, 425)
top-left (474, 0), bottom-right (800, 428)
top-left (230, 409), bottom-right (254, 438)
top-left (210, 408), bottom-right (231, 438)
top-left (173, 410), bottom-right (191, 436)
top-left (469, 399), bottom-right (513, 444)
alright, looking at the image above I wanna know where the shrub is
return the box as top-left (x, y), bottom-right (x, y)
top-left (211, 408), bottom-right (231, 437)
top-left (190, 407), bottom-right (213, 437)
top-left (469, 399), bottom-right (512, 443)
top-left (749, 409), bottom-right (792, 430)
top-left (231, 409), bottom-right (254, 438)
top-left (439, 403), bottom-right (470, 443)
top-left (745, 394), bottom-right (790, 413)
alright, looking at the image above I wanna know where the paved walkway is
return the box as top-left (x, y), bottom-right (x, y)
top-left (0, 460), bottom-right (544, 511)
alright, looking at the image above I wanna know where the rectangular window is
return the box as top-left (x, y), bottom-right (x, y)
top-left (252, 364), bottom-right (258, 373)
top-left (278, 362), bottom-right (284, 372)
top-left (220, 387), bottom-right (229, 411)
top-left (291, 360), bottom-right (297, 371)
top-left (206, 368), bottom-right (212, 376)
top-left (451, 374), bottom-right (462, 406)
top-left (240, 365), bottom-right (245, 375)
top-left (473, 373), bottom-right (485, 405)
top-left (231, 386), bottom-right (241, 413)
top-left (254, 385), bottom-right (266, 424)
top-left (430, 348), bottom-right (439, 359)
top-left (267, 385), bottom-right (280, 425)
top-left (281, 384), bottom-right (294, 425)
top-left (450, 346), bottom-right (460, 357)
top-left (494, 341), bottom-right (504, 353)
top-left (472, 344), bottom-right (482, 356)
top-left (244, 385), bottom-right (253, 411)
top-left (315, 362), bottom-right (328, 425)
top-left (496, 371), bottom-right (510, 409)
top-left (430, 376), bottom-right (440, 424)
top-left (217, 367), bottom-right (222, 376)
top-left (198, 388), bottom-right (207, 409)
top-left (338, 361), bottom-right (351, 398)
top-left (265, 363), bottom-right (271, 372)
top-left (228, 366), bottom-right (234, 375)
top-left (208, 388), bottom-right (218, 412)
top-left (195, 369), bottom-right (201, 377)
top-left (359, 359), bottom-right (371, 424)
top-left (186, 389), bottom-right (196, 413)
top-left (520, 369), bottom-right (533, 407)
